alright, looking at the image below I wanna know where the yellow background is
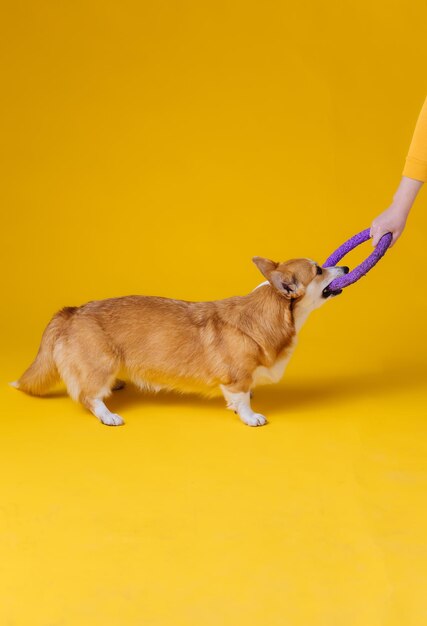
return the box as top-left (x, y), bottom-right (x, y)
top-left (1, 1), bottom-right (427, 624)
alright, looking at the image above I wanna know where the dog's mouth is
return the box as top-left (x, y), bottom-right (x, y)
top-left (321, 265), bottom-right (349, 298)
top-left (322, 286), bottom-right (343, 299)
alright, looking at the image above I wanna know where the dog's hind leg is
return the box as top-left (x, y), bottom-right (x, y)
top-left (81, 397), bottom-right (124, 426)
top-left (78, 369), bottom-right (125, 426)
top-left (54, 325), bottom-right (125, 426)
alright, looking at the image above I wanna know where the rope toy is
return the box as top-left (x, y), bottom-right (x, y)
top-left (322, 228), bottom-right (392, 296)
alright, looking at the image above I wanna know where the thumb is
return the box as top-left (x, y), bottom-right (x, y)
top-left (371, 228), bottom-right (381, 247)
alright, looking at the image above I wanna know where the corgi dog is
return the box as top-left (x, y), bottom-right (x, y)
top-left (10, 257), bottom-right (348, 427)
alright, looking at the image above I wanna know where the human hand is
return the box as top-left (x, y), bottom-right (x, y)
top-left (370, 176), bottom-right (423, 247)
top-left (370, 204), bottom-right (407, 248)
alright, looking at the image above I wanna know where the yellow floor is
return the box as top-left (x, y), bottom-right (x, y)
top-left (2, 350), bottom-right (427, 626)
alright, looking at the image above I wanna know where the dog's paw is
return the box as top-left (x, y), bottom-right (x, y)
top-left (241, 413), bottom-right (268, 427)
top-left (101, 413), bottom-right (125, 426)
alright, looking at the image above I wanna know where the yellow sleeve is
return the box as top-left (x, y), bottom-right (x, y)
top-left (402, 96), bottom-right (427, 182)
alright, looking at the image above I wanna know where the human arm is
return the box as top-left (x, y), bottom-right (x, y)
top-left (370, 96), bottom-right (427, 247)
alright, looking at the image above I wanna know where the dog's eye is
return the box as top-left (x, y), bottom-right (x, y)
top-left (316, 266), bottom-right (323, 275)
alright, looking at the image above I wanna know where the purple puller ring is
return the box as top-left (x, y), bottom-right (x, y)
top-left (322, 228), bottom-right (393, 295)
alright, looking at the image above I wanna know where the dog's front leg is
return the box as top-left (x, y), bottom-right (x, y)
top-left (220, 384), bottom-right (267, 427)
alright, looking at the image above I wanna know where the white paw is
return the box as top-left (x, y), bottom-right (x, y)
top-left (100, 413), bottom-right (125, 426)
top-left (241, 413), bottom-right (268, 427)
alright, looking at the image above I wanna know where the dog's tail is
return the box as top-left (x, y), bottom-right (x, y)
top-left (10, 307), bottom-right (77, 396)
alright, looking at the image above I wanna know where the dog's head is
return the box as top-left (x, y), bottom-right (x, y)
top-left (252, 256), bottom-right (349, 310)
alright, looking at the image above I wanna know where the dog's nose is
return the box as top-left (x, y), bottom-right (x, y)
top-left (341, 266), bottom-right (350, 274)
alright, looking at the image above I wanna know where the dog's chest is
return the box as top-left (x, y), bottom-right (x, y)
top-left (252, 339), bottom-right (297, 386)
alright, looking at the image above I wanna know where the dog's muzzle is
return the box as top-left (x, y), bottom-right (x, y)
top-left (322, 266), bottom-right (349, 298)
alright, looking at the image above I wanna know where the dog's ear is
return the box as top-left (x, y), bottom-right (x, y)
top-left (269, 269), bottom-right (305, 299)
top-left (252, 256), bottom-right (278, 278)
top-left (253, 257), bottom-right (305, 299)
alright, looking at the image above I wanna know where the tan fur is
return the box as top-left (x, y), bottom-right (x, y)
top-left (11, 257), bottom-right (347, 426)
top-left (15, 307), bottom-right (77, 395)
